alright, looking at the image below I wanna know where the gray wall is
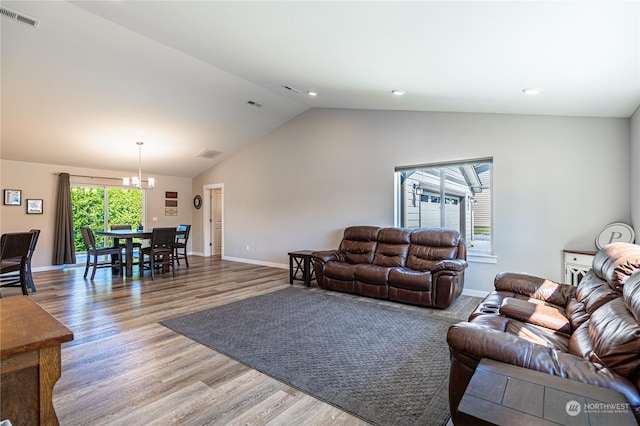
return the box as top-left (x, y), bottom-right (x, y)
top-left (632, 106), bottom-right (640, 235)
top-left (193, 108), bottom-right (631, 294)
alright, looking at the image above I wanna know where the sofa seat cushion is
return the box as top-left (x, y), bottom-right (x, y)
top-left (388, 267), bottom-right (432, 291)
top-left (324, 261), bottom-right (357, 281)
top-left (468, 314), bottom-right (570, 352)
top-left (499, 297), bottom-right (571, 334)
top-left (470, 291), bottom-right (567, 320)
top-left (354, 264), bottom-right (392, 285)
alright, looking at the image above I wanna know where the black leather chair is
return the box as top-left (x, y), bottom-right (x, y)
top-left (81, 227), bottom-right (124, 280)
top-left (0, 232), bottom-right (35, 296)
top-left (0, 229), bottom-right (40, 292)
top-left (174, 224), bottom-right (191, 267)
top-left (141, 227), bottom-right (177, 279)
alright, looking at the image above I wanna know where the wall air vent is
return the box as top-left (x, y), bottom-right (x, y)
top-left (194, 149), bottom-right (222, 160)
top-left (0, 6), bottom-right (39, 28)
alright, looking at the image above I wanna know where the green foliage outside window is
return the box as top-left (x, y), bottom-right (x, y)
top-left (71, 186), bottom-right (142, 253)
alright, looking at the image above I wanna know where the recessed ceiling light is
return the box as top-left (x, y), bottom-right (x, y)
top-left (307, 91), bottom-right (318, 97)
top-left (391, 90), bottom-right (405, 96)
top-left (522, 88), bottom-right (542, 95)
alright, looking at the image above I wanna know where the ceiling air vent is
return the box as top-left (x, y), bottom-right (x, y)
top-left (0, 6), bottom-right (39, 28)
top-left (282, 85), bottom-right (302, 94)
top-left (194, 149), bottom-right (222, 160)
top-left (247, 100), bottom-right (263, 108)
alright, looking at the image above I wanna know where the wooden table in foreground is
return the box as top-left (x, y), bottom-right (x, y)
top-left (457, 358), bottom-right (636, 426)
top-left (1, 296), bottom-right (74, 425)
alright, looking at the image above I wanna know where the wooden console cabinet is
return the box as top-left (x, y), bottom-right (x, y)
top-left (1, 297), bottom-right (73, 425)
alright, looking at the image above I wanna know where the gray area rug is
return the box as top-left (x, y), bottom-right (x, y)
top-left (160, 287), bottom-right (456, 426)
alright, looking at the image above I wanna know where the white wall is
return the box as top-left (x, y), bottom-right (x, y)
top-left (193, 108), bottom-right (631, 294)
top-left (631, 106), bottom-right (640, 236)
top-left (0, 159), bottom-right (192, 269)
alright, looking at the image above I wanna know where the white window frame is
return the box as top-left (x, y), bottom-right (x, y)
top-left (394, 158), bottom-right (494, 257)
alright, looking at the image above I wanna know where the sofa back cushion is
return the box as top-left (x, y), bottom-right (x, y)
top-left (592, 242), bottom-right (640, 292)
top-left (339, 226), bottom-right (381, 264)
top-left (372, 228), bottom-right (411, 267)
top-left (575, 270), bottom-right (621, 315)
top-left (588, 277), bottom-right (640, 379)
top-left (405, 228), bottom-right (460, 272)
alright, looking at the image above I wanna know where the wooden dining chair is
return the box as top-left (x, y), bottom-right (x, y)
top-left (0, 232), bottom-right (35, 296)
top-left (174, 224), bottom-right (191, 267)
top-left (0, 229), bottom-right (40, 293)
top-left (80, 227), bottom-right (124, 280)
top-left (141, 227), bottom-right (177, 280)
top-left (110, 224), bottom-right (143, 260)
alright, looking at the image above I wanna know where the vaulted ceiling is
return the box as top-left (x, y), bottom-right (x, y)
top-left (1, 1), bottom-right (638, 178)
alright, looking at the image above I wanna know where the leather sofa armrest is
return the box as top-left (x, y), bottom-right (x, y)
top-left (499, 297), bottom-right (571, 334)
top-left (311, 250), bottom-right (345, 264)
top-left (494, 272), bottom-right (576, 307)
top-left (432, 259), bottom-right (468, 272)
top-left (447, 321), bottom-right (640, 412)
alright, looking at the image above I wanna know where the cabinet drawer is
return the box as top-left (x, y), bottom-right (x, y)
top-left (564, 252), bottom-right (594, 267)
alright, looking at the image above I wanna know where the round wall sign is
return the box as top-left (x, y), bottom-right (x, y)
top-left (193, 195), bottom-right (202, 209)
top-left (595, 222), bottom-right (635, 249)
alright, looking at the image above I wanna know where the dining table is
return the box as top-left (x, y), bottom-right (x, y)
top-left (95, 229), bottom-right (152, 277)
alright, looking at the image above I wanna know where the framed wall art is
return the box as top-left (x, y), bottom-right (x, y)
top-left (3, 189), bottom-right (21, 206)
top-left (26, 199), bottom-right (43, 214)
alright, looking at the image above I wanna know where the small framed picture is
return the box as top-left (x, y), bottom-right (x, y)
top-left (26, 199), bottom-right (43, 214)
top-left (165, 199), bottom-right (178, 208)
top-left (165, 191), bottom-right (178, 199)
top-left (3, 189), bottom-right (21, 206)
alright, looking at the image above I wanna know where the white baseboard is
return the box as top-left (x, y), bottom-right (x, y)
top-left (461, 288), bottom-right (490, 298)
top-left (222, 256), bottom-right (288, 270)
top-left (33, 265), bottom-right (65, 272)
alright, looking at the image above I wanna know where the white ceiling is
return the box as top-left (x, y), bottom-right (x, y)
top-left (1, 1), bottom-right (639, 178)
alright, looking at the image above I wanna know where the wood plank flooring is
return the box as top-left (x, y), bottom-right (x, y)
top-left (2, 256), bottom-right (481, 425)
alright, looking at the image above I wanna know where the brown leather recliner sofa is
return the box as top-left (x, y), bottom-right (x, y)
top-left (312, 226), bottom-right (468, 308)
top-left (447, 242), bottom-right (640, 423)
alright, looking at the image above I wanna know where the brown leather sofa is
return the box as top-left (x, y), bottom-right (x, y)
top-left (312, 226), bottom-right (468, 308)
top-left (447, 242), bottom-right (640, 423)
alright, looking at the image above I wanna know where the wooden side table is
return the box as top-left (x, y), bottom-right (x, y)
top-left (1, 296), bottom-right (74, 426)
top-left (288, 250), bottom-right (316, 287)
top-left (457, 359), bottom-right (636, 425)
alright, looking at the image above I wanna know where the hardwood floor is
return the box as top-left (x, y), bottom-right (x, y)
top-left (3, 257), bottom-right (481, 425)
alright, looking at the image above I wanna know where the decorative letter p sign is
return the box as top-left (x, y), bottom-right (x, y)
top-left (596, 223), bottom-right (635, 249)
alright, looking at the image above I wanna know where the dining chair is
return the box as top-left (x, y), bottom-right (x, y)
top-left (141, 227), bottom-right (177, 280)
top-left (0, 229), bottom-right (40, 293)
top-left (110, 224), bottom-right (143, 257)
top-left (0, 232), bottom-right (35, 296)
top-left (174, 224), bottom-right (191, 267)
top-left (80, 227), bottom-right (124, 280)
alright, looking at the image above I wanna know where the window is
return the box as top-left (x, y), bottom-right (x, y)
top-left (71, 186), bottom-right (143, 254)
top-left (395, 158), bottom-right (492, 254)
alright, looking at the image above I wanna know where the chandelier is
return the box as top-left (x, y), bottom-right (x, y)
top-left (123, 141), bottom-right (155, 189)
